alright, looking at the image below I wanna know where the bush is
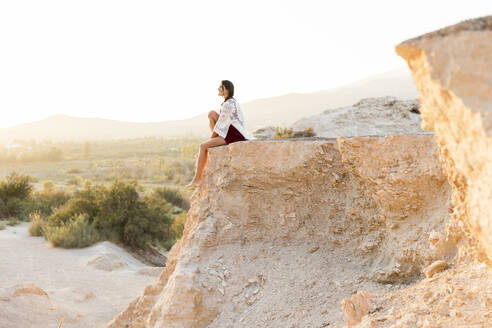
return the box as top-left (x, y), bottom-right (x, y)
top-left (28, 212), bottom-right (45, 237)
top-left (0, 222), bottom-right (5, 230)
top-left (44, 213), bottom-right (101, 248)
top-left (92, 180), bottom-right (148, 247)
top-left (273, 126), bottom-right (316, 139)
top-left (171, 212), bottom-right (187, 240)
top-left (151, 186), bottom-right (190, 210)
top-left (46, 179), bottom-right (175, 251)
top-left (42, 180), bottom-right (55, 193)
top-left (6, 217), bottom-right (18, 226)
top-left (26, 189), bottom-right (71, 219)
top-left (0, 171), bottom-right (34, 218)
top-left (48, 182), bottom-right (104, 227)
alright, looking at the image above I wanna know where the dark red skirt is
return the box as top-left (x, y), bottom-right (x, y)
top-left (224, 124), bottom-right (246, 144)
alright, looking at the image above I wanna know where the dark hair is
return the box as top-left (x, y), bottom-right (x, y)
top-left (221, 80), bottom-right (234, 104)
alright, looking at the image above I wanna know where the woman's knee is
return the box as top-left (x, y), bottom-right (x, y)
top-left (199, 142), bottom-right (209, 151)
top-left (208, 110), bottom-right (219, 120)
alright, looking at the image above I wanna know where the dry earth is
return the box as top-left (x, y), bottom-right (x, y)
top-left (0, 222), bottom-right (164, 328)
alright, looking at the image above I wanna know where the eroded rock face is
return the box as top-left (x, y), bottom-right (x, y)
top-left (107, 136), bottom-right (452, 328)
top-left (396, 15), bottom-right (492, 266)
top-left (292, 96), bottom-right (422, 138)
top-left (253, 96), bottom-right (422, 140)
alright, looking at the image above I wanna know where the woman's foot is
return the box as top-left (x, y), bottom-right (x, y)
top-left (185, 177), bottom-right (201, 188)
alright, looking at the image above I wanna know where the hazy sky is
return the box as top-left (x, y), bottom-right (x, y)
top-left (0, 1), bottom-right (489, 128)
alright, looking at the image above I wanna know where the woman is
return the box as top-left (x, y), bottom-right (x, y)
top-left (185, 80), bottom-right (251, 187)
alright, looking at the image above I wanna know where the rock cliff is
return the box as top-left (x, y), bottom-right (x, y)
top-left (339, 15), bottom-right (492, 328)
top-left (396, 15), bottom-right (492, 266)
top-left (107, 135), bottom-right (452, 327)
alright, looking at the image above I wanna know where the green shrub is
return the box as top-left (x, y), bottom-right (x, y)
top-left (171, 212), bottom-right (187, 240)
top-left (0, 171), bottom-right (34, 218)
top-left (0, 222), bottom-right (5, 230)
top-left (0, 171), bottom-right (33, 200)
top-left (161, 238), bottom-right (176, 251)
top-left (26, 189), bottom-right (70, 219)
top-left (151, 186), bottom-right (190, 210)
top-left (46, 179), bottom-right (175, 251)
top-left (92, 180), bottom-right (147, 247)
top-left (6, 217), bottom-right (18, 226)
top-left (42, 180), bottom-right (55, 193)
top-left (49, 181), bottom-right (104, 227)
top-left (43, 213), bottom-right (101, 248)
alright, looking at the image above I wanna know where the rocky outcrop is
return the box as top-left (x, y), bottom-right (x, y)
top-left (396, 15), bottom-right (492, 266)
top-left (253, 97), bottom-right (422, 140)
top-left (292, 97), bottom-right (422, 138)
top-left (336, 16), bottom-right (492, 328)
top-left (107, 135), bottom-right (452, 328)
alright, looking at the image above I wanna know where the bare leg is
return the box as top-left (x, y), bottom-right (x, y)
top-left (209, 117), bottom-right (216, 133)
top-left (185, 136), bottom-right (227, 187)
top-left (209, 111), bottom-right (220, 138)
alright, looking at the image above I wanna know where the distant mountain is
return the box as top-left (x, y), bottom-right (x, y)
top-left (0, 68), bottom-right (418, 143)
top-left (0, 114), bottom-right (208, 143)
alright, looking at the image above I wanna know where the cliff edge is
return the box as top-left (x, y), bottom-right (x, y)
top-left (106, 135), bottom-right (453, 327)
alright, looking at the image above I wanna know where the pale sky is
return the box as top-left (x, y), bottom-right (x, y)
top-left (0, 1), bottom-right (490, 128)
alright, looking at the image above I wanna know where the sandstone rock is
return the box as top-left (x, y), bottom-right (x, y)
top-left (107, 136), bottom-right (452, 328)
top-left (0, 282), bottom-right (84, 328)
top-left (87, 253), bottom-right (126, 271)
top-left (292, 96), bottom-right (423, 138)
top-left (0, 282), bottom-right (49, 300)
top-left (396, 15), bottom-right (492, 266)
top-left (341, 291), bottom-right (374, 326)
top-left (423, 260), bottom-right (448, 278)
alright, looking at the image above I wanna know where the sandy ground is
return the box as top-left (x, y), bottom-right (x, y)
top-left (0, 222), bottom-right (163, 328)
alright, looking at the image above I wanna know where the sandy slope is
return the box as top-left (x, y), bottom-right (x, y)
top-left (0, 222), bottom-right (163, 328)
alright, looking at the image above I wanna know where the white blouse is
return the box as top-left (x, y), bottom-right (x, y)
top-left (213, 98), bottom-right (253, 140)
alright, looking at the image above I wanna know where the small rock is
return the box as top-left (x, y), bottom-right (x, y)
top-left (423, 260), bottom-right (448, 278)
top-left (309, 246), bottom-right (320, 253)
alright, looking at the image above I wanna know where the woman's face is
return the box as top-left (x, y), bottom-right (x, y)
top-left (218, 84), bottom-right (228, 98)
